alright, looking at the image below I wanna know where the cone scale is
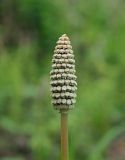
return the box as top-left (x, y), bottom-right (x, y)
top-left (50, 34), bottom-right (77, 160)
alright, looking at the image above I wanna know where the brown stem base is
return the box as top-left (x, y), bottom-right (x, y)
top-left (60, 110), bottom-right (69, 160)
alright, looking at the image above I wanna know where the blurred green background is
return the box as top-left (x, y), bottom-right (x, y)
top-left (0, 0), bottom-right (125, 160)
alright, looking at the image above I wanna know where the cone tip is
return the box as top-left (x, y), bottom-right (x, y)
top-left (62, 34), bottom-right (67, 37)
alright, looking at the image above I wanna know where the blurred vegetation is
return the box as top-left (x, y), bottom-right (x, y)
top-left (0, 0), bottom-right (125, 159)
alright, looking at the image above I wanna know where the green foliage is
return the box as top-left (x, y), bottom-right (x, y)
top-left (89, 124), bottom-right (125, 160)
top-left (0, 0), bottom-right (125, 159)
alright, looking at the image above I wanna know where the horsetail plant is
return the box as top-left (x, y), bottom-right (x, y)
top-left (50, 34), bottom-right (77, 160)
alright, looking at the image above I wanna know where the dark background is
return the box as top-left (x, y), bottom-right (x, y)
top-left (0, 0), bottom-right (125, 159)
